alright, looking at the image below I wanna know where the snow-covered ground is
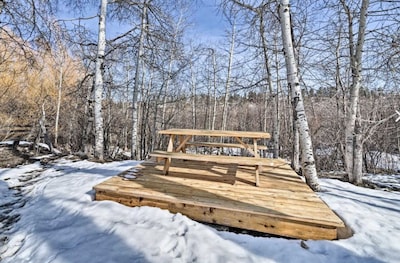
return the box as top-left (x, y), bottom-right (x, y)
top-left (1, 158), bottom-right (399, 263)
top-left (365, 151), bottom-right (400, 173)
top-left (363, 174), bottom-right (400, 191)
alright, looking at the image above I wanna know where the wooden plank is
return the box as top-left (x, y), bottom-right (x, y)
top-left (142, 161), bottom-right (319, 195)
top-left (95, 190), bottom-right (338, 240)
top-left (234, 136), bottom-right (256, 156)
top-left (151, 150), bottom-right (274, 185)
top-left (103, 176), bottom-right (324, 207)
top-left (99, 160), bottom-right (343, 223)
top-left (185, 142), bottom-right (268, 150)
top-left (0, 126), bottom-right (33, 140)
top-left (150, 150), bottom-right (285, 167)
top-left (95, 177), bottom-right (344, 226)
top-left (146, 162), bottom-right (316, 197)
top-left (158, 129), bottom-right (271, 139)
top-left (93, 160), bottom-right (346, 240)
top-left (176, 135), bottom-right (192, 152)
top-left (96, 183), bottom-right (339, 228)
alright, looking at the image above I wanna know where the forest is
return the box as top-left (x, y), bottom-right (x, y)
top-left (0, 0), bottom-right (399, 184)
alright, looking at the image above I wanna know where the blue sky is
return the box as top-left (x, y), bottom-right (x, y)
top-left (57, 1), bottom-right (227, 44)
top-left (190, 0), bottom-right (227, 43)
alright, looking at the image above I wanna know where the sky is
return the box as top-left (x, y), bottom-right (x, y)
top-left (57, 0), bottom-right (227, 45)
top-left (189, 0), bottom-right (227, 44)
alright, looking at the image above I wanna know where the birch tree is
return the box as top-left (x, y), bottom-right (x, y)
top-left (341, 0), bottom-right (369, 184)
top-left (279, 0), bottom-right (320, 191)
top-left (210, 48), bottom-right (218, 131)
top-left (53, 22), bottom-right (67, 147)
top-left (131, 0), bottom-right (148, 160)
top-left (222, 18), bottom-right (236, 131)
top-left (93, 0), bottom-right (108, 160)
top-left (190, 60), bottom-right (197, 129)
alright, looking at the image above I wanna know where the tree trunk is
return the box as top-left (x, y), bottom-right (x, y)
top-left (259, 12), bottom-right (279, 158)
top-left (353, 116), bottom-right (363, 184)
top-left (161, 55), bottom-right (173, 132)
top-left (39, 103), bottom-right (53, 153)
top-left (292, 115), bottom-right (300, 173)
top-left (222, 22), bottom-right (236, 131)
top-left (211, 49), bottom-right (218, 131)
top-left (131, 1), bottom-right (147, 160)
top-left (190, 62), bottom-right (197, 129)
top-left (93, 0), bottom-right (107, 161)
top-left (83, 82), bottom-right (94, 156)
top-left (54, 65), bottom-right (63, 147)
top-left (342, 0), bottom-right (369, 183)
top-left (279, 0), bottom-right (320, 191)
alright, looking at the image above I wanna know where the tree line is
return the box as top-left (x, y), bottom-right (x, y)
top-left (0, 0), bottom-right (399, 190)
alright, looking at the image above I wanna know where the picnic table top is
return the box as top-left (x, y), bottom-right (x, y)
top-left (158, 129), bottom-right (271, 139)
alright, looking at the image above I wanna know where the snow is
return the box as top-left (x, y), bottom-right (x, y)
top-left (363, 174), bottom-right (400, 191)
top-left (0, 140), bottom-right (31, 146)
top-left (365, 151), bottom-right (400, 172)
top-left (0, 140), bottom-right (57, 153)
top-left (1, 158), bottom-right (400, 263)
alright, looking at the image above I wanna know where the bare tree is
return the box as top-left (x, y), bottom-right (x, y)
top-left (93, 0), bottom-right (108, 160)
top-left (131, 0), bottom-right (148, 160)
top-left (210, 48), bottom-right (218, 131)
top-left (341, 0), bottom-right (369, 184)
top-left (222, 17), bottom-right (236, 131)
top-left (279, 0), bottom-right (320, 191)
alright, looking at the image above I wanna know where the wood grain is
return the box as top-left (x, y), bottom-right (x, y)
top-left (93, 159), bottom-right (345, 240)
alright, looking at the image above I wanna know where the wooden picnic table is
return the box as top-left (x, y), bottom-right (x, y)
top-left (158, 128), bottom-right (270, 155)
top-left (151, 129), bottom-right (272, 186)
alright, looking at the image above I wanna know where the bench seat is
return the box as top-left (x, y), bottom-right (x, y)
top-left (150, 150), bottom-right (283, 186)
top-left (185, 142), bottom-right (268, 150)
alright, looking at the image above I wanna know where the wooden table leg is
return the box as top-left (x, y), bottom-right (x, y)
top-left (163, 158), bottom-right (171, 175)
top-left (253, 139), bottom-right (259, 158)
top-left (254, 139), bottom-right (260, 186)
top-left (164, 135), bottom-right (175, 175)
top-left (255, 165), bottom-right (260, 187)
top-left (176, 135), bottom-right (192, 153)
top-left (167, 135), bottom-right (175, 152)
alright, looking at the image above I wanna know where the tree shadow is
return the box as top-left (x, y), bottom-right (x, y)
top-left (321, 182), bottom-right (400, 213)
top-left (216, 230), bottom-right (387, 263)
top-left (1, 161), bottom-right (150, 263)
top-left (2, 160), bottom-right (390, 263)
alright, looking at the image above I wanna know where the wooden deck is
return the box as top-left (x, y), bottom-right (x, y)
top-left (94, 159), bottom-right (346, 240)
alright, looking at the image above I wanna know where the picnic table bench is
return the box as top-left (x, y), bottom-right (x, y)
top-left (0, 126), bottom-right (35, 149)
top-left (150, 129), bottom-right (272, 186)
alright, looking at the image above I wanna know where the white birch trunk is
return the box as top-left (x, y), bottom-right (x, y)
top-left (190, 62), bottom-right (197, 129)
top-left (259, 12), bottom-right (280, 158)
top-left (93, 0), bottom-right (107, 160)
top-left (274, 35), bottom-right (281, 159)
top-left (39, 103), bottom-right (53, 153)
top-left (54, 65), bottom-right (63, 147)
top-left (83, 82), bottom-right (94, 155)
top-left (279, 0), bottom-right (320, 191)
top-left (131, 1), bottom-right (147, 160)
top-left (353, 117), bottom-right (363, 184)
top-left (343, 0), bottom-right (369, 183)
top-left (211, 49), bottom-right (218, 131)
top-left (222, 23), bottom-right (236, 131)
top-left (292, 118), bottom-right (300, 172)
top-left (207, 58), bottom-right (212, 130)
top-left (161, 55), bottom-right (173, 132)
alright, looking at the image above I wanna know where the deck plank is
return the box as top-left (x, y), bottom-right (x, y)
top-left (94, 159), bottom-right (345, 240)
